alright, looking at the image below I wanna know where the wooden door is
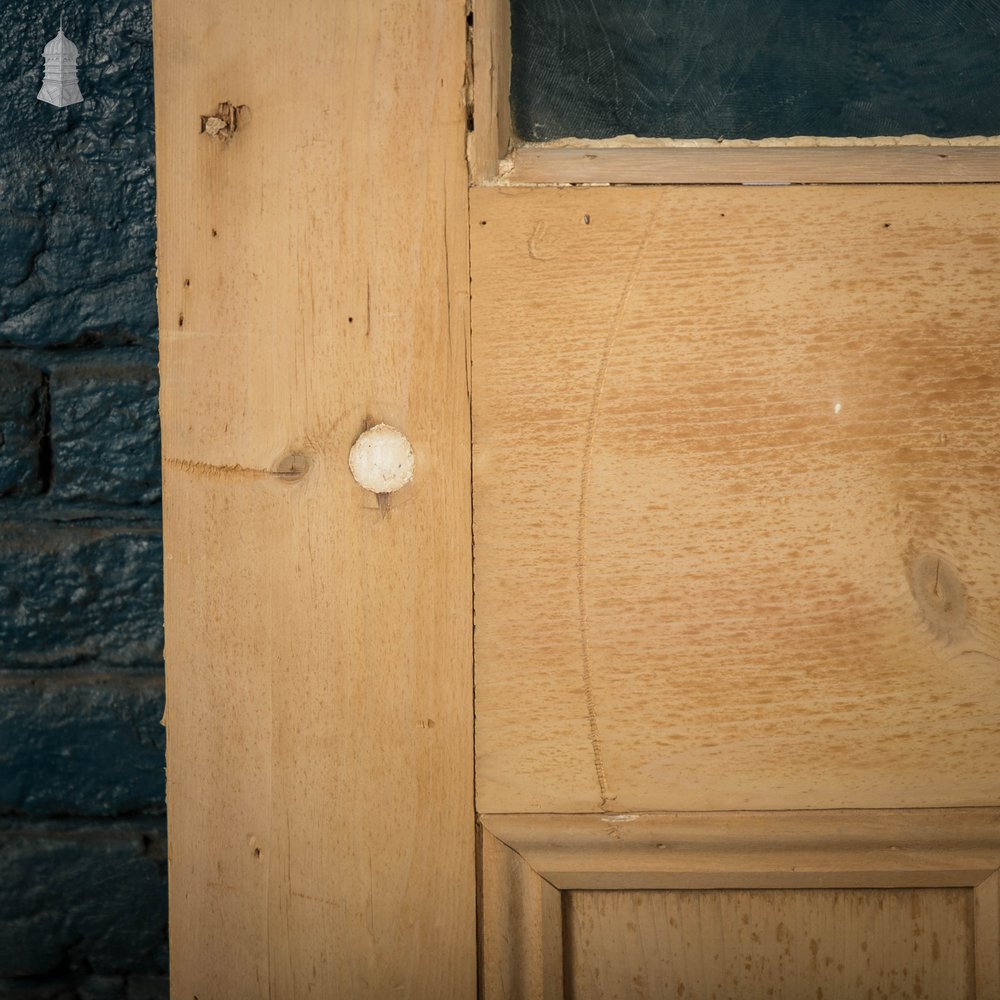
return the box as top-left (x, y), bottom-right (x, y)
top-left (468, 6), bottom-right (1000, 999)
top-left (154, 0), bottom-right (1000, 996)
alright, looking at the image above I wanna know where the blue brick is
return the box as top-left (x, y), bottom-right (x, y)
top-left (0, 973), bottom-right (168, 999)
top-left (0, 215), bottom-right (46, 290)
top-left (0, 359), bottom-right (44, 497)
top-left (0, 1), bottom-right (165, 995)
top-left (49, 361), bottom-right (160, 505)
top-left (0, 978), bottom-right (80, 998)
top-left (0, 825), bottom-right (167, 979)
top-left (0, 525), bottom-right (162, 668)
top-left (79, 976), bottom-right (127, 1000)
top-left (127, 976), bottom-right (169, 1000)
top-left (0, 674), bottom-right (165, 816)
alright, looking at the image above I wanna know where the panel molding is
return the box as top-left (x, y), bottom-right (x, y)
top-left (975, 871), bottom-right (1000, 995)
top-left (500, 143), bottom-right (1000, 185)
top-left (480, 810), bottom-right (1000, 999)
top-left (480, 826), bottom-right (564, 1000)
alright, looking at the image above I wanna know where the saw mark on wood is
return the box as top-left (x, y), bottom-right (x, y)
top-left (576, 194), bottom-right (663, 810)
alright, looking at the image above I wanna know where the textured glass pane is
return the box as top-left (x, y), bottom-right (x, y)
top-left (511, 0), bottom-right (1000, 140)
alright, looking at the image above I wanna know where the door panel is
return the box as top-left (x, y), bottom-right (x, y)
top-left (564, 887), bottom-right (974, 1000)
top-left (471, 185), bottom-right (1000, 815)
top-left (478, 810), bottom-right (1000, 1000)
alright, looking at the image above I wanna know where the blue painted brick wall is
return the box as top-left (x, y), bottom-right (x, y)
top-left (0, 1), bottom-right (166, 996)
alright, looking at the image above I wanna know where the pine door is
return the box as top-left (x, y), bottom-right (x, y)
top-left (154, 0), bottom-right (1000, 996)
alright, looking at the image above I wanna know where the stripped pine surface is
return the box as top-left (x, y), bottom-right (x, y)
top-left (153, 0), bottom-right (475, 996)
top-left (564, 887), bottom-right (975, 1000)
top-left (470, 184), bottom-right (1000, 815)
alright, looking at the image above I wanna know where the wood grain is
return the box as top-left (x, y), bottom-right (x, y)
top-left (470, 0), bottom-right (512, 183)
top-left (153, 1), bottom-right (475, 995)
top-left (471, 184), bottom-right (1000, 814)
top-left (502, 144), bottom-right (1000, 185)
top-left (564, 887), bottom-right (975, 1000)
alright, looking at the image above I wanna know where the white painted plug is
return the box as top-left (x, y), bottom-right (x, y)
top-left (348, 424), bottom-right (414, 493)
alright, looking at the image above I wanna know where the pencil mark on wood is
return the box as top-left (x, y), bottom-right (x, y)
top-left (576, 195), bottom-right (662, 810)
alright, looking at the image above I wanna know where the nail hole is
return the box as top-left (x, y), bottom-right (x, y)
top-left (582, 214), bottom-right (590, 224)
top-left (178, 313), bottom-right (184, 328)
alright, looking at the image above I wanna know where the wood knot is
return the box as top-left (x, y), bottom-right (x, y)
top-left (200, 101), bottom-right (249, 142)
top-left (272, 452), bottom-right (311, 480)
top-left (909, 550), bottom-right (967, 642)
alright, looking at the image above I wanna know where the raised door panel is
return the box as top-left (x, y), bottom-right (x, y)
top-left (470, 184), bottom-right (1000, 815)
top-left (564, 887), bottom-right (974, 1000)
top-left (478, 811), bottom-right (1000, 1000)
